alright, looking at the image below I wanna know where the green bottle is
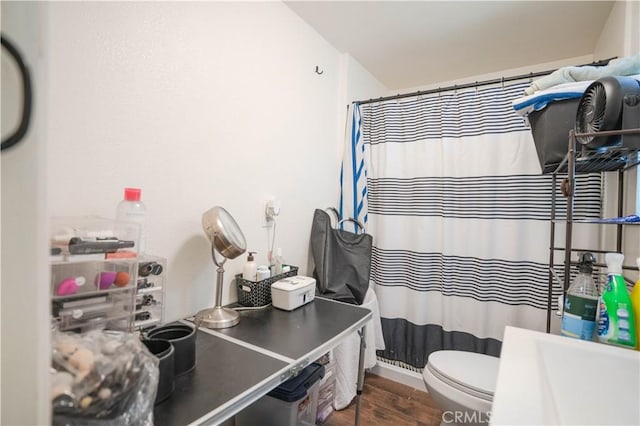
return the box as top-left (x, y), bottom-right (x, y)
top-left (597, 253), bottom-right (637, 348)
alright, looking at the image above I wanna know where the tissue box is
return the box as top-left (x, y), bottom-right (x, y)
top-left (271, 276), bottom-right (316, 311)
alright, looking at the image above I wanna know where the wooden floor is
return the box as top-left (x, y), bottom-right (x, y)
top-left (322, 373), bottom-right (443, 426)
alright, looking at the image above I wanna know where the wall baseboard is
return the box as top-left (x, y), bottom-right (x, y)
top-left (370, 360), bottom-right (427, 392)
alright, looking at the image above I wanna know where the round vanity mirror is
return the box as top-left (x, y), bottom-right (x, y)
top-left (202, 206), bottom-right (247, 260)
top-left (196, 206), bottom-right (247, 329)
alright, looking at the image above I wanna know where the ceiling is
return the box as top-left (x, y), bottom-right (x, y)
top-left (285, 1), bottom-right (616, 90)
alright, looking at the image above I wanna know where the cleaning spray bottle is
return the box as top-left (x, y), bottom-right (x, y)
top-left (597, 253), bottom-right (637, 348)
top-left (561, 252), bottom-right (598, 341)
top-left (630, 258), bottom-right (640, 350)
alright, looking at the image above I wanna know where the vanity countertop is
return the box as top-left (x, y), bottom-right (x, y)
top-left (491, 326), bottom-right (640, 425)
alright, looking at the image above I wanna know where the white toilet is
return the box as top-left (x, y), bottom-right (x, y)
top-left (422, 350), bottom-right (499, 426)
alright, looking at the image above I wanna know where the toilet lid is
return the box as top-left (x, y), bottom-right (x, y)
top-left (427, 350), bottom-right (499, 400)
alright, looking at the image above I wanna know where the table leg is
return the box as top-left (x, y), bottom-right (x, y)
top-left (354, 324), bottom-right (367, 426)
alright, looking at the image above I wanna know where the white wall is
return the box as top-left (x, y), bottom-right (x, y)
top-left (45, 2), bottom-right (384, 322)
top-left (342, 53), bottom-right (388, 105)
top-left (625, 1), bottom-right (640, 54)
top-left (1, 1), bottom-right (386, 422)
top-left (384, 0), bottom-right (636, 96)
top-left (594, 1), bottom-right (627, 59)
top-left (8, 0), bottom-right (632, 421)
top-left (595, 1), bottom-right (640, 58)
top-left (1, 2), bottom-right (51, 424)
top-left (595, 1), bottom-right (640, 265)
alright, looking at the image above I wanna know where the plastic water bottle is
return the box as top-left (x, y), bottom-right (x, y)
top-left (561, 252), bottom-right (598, 341)
top-left (116, 187), bottom-right (147, 254)
top-left (270, 248), bottom-right (284, 276)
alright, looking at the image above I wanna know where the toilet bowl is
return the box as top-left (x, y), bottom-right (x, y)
top-left (422, 350), bottom-right (499, 426)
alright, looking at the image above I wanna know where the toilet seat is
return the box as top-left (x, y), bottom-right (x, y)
top-left (426, 350), bottom-right (499, 401)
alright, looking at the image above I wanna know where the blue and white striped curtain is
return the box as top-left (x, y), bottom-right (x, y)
top-left (339, 103), bottom-right (368, 233)
top-left (354, 82), bottom-right (601, 369)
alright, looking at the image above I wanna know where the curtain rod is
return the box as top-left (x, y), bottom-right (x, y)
top-left (354, 57), bottom-right (616, 106)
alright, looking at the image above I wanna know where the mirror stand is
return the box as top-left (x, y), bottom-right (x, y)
top-left (195, 242), bottom-right (240, 329)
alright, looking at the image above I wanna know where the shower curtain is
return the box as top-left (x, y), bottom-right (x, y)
top-left (347, 81), bottom-right (602, 369)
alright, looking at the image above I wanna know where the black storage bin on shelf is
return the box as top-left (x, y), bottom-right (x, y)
top-left (235, 266), bottom-right (298, 307)
top-left (528, 98), bottom-right (580, 174)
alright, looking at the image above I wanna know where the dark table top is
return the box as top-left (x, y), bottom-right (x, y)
top-left (218, 297), bottom-right (372, 361)
top-left (153, 329), bottom-right (288, 426)
top-left (153, 297), bottom-right (371, 425)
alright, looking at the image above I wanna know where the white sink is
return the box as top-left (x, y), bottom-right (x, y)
top-left (491, 326), bottom-right (640, 425)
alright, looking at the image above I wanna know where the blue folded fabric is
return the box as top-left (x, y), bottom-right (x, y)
top-left (590, 214), bottom-right (640, 224)
top-left (512, 90), bottom-right (583, 116)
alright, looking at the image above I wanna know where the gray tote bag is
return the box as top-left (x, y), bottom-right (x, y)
top-left (310, 208), bottom-right (372, 305)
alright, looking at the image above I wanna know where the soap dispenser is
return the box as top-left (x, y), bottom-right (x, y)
top-left (243, 251), bottom-right (257, 281)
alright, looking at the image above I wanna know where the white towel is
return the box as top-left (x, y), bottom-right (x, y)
top-left (524, 53), bottom-right (640, 95)
top-left (332, 286), bottom-right (386, 410)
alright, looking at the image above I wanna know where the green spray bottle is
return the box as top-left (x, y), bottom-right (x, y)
top-left (597, 253), bottom-right (637, 348)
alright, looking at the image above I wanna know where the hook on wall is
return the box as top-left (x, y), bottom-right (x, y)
top-left (315, 65), bottom-right (324, 75)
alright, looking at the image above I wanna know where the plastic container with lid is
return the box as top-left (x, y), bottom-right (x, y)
top-left (116, 187), bottom-right (146, 254)
top-left (256, 265), bottom-right (270, 281)
top-left (235, 363), bottom-right (325, 426)
top-left (271, 276), bottom-right (316, 311)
